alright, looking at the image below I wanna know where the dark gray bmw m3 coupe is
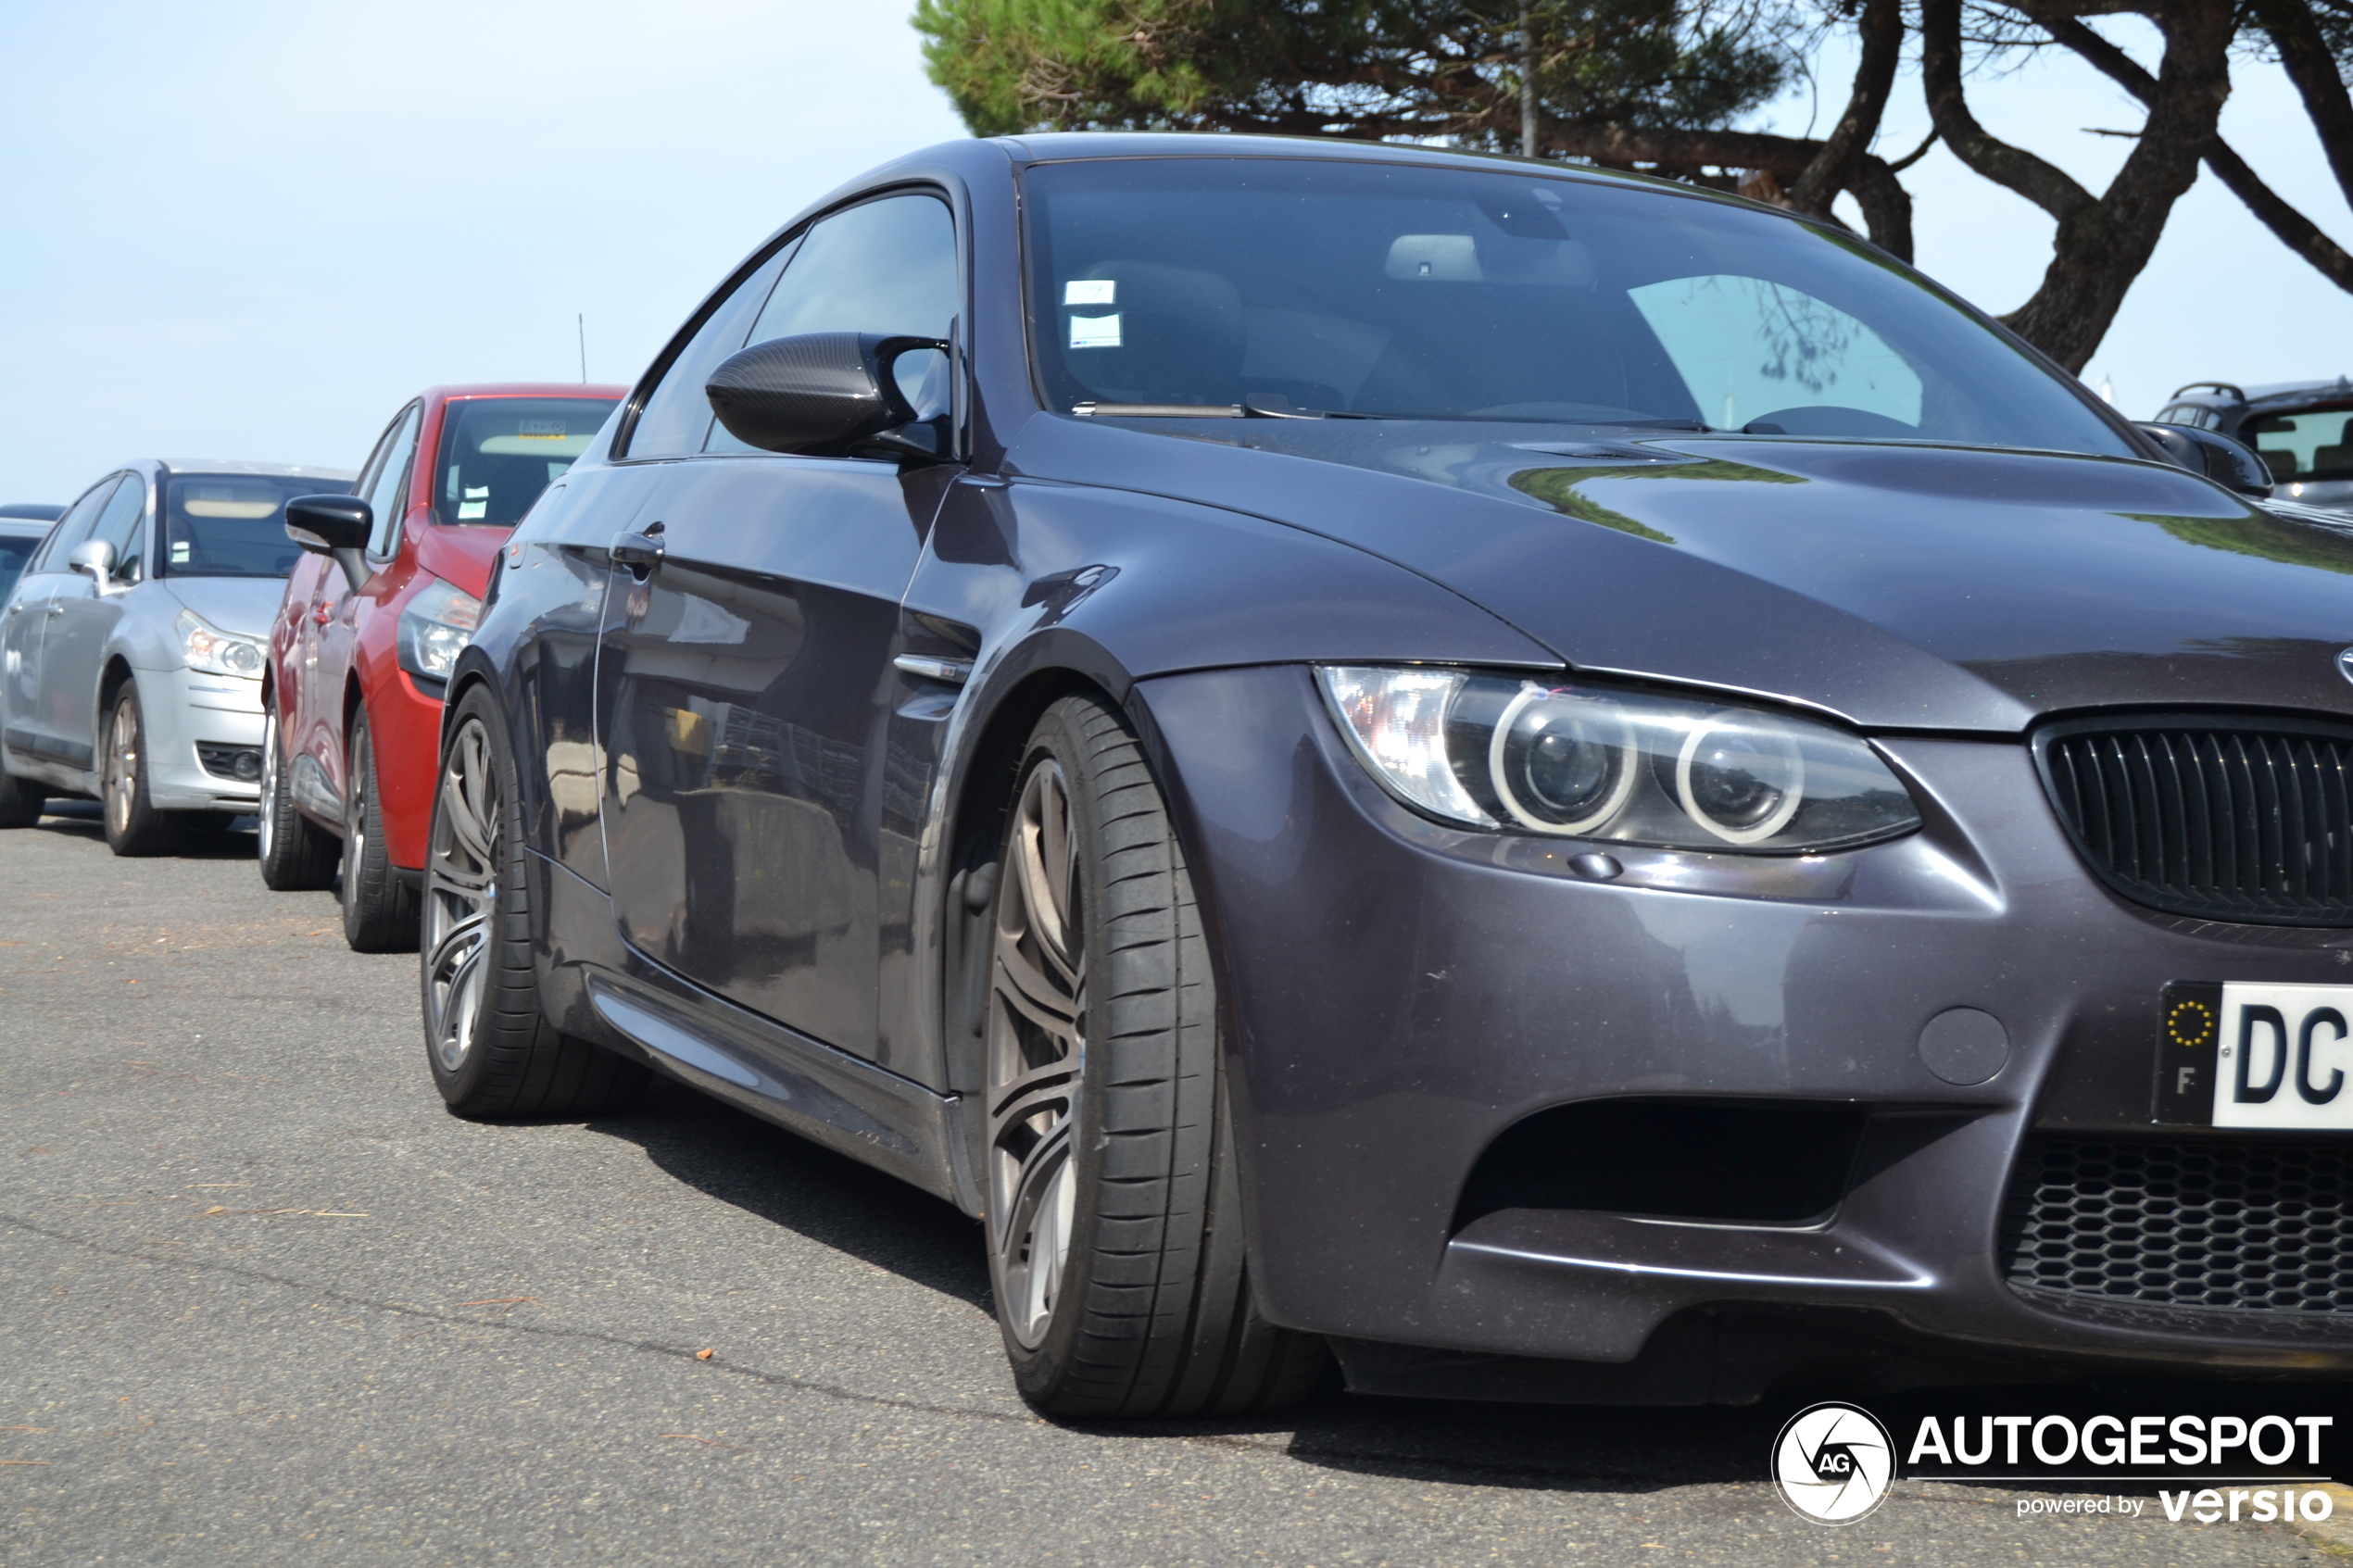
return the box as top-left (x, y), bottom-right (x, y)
top-left (412, 133), bottom-right (2353, 1416)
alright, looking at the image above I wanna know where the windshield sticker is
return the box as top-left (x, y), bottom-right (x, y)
top-left (170, 541), bottom-right (191, 563)
top-left (515, 420), bottom-right (567, 438)
top-left (458, 487), bottom-right (490, 521)
top-left (1064, 280), bottom-right (1115, 306)
top-left (1069, 313), bottom-right (1122, 350)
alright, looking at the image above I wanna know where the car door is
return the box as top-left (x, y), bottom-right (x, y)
top-left (305, 403), bottom-right (419, 810)
top-left (5, 476), bottom-right (120, 771)
top-left (598, 189), bottom-right (962, 1063)
top-left (43, 472), bottom-right (148, 760)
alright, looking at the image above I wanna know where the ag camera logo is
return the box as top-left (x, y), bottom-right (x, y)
top-left (1773, 1401), bottom-right (1896, 1524)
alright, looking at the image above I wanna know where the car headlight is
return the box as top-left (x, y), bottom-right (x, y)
top-left (396, 578), bottom-right (483, 684)
top-left (176, 608), bottom-right (264, 678)
top-left (1317, 666), bottom-right (1921, 853)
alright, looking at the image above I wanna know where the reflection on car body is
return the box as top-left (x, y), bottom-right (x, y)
top-left (424, 133), bottom-right (2353, 1417)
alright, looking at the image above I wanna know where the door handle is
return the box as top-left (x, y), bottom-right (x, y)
top-left (611, 525), bottom-right (666, 578)
top-left (312, 601), bottom-right (333, 626)
top-left (44, 603), bottom-right (64, 617)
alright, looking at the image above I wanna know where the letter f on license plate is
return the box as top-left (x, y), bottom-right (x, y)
top-left (2156, 981), bottom-right (2353, 1129)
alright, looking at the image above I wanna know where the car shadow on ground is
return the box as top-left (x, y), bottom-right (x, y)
top-left (34, 801), bottom-right (261, 859)
top-left (582, 1073), bottom-right (993, 1311)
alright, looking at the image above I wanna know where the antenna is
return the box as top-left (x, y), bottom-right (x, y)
top-left (578, 314), bottom-right (587, 383)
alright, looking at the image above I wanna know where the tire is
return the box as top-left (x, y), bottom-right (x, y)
top-left (0, 767), bottom-right (42, 829)
top-left (101, 682), bottom-right (182, 857)
top-left (422, 684), bottom-right (647, 1118)
top-left (984, 694), bottom-right (1328, 1419)
top-left (341, 708), bottom-right (419, 951)
top-left (258, 699), bottom-right (338, 889)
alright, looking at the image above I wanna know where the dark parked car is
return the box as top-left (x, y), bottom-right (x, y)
top-left (420, 133), bottom-right (2353, 1417)
top-left (2156, 377), bottom-right (2353, 511)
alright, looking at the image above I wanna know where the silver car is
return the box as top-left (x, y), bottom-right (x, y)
top-left (0, 459), bottom-right (355, 851)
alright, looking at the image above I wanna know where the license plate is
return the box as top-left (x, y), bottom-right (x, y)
top-left (2155, 981), bottom-right (2353, 1129)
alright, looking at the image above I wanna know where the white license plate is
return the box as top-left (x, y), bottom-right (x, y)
top-left (2155, 981), bottom-right (2353, 1129)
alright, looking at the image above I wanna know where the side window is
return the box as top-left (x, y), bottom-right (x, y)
top-left (364, 404), bottom-right (422, 558)
top-left (31, 478), bottom-right (120, 572)
top-left (623, 242), bottom-right (797, 459)
top-left (711, 192), bottom-right (959, 451)
top-left (90, 475), bottom-right (147, 581)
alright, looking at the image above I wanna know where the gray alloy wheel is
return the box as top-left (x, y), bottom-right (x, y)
top-left (100, 683), bottom-right (180, 857)
top-left (983, 694), bottom-right (1328, 1418)
top-left (257, 702), bottom-right (338, 889)
top-left (340, 709), bottom-right (419, 952)
top-left (422, 686), bottom-right (645, 1118)
top-left (988, 756), bottom-right (1085, 1350)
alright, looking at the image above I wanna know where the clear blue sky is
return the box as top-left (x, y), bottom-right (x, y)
top-left (4, 1), bottom-right (2348, 504)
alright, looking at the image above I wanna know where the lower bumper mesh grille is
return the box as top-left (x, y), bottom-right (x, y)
top-left (2000, 1137), bottom-right (2353, 1315)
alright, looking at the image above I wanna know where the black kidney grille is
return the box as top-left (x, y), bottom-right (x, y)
top-left (2001, 1138), bottom-right (2353, 1315)
top-left (2039, 721), bottom-right (2353, 925)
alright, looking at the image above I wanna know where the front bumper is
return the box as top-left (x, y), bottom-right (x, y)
top-left (141, 664), bottom-right (263, 810)
top-left (1135, 664), bottom-right (2353, 1386)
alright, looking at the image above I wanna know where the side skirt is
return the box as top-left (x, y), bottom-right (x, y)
top-left (585, 959), bottom-right (978, 1215)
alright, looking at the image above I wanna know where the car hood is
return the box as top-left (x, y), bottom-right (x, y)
top-left (1003, 416), bottom-right (2353, 733)
top-left (157, 575), bottom-right (288, 640)
top-left (415, 522), bottom-right (509, 599)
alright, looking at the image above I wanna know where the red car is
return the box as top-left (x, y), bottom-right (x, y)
top-left (260, 383), bottom-right (623, 947)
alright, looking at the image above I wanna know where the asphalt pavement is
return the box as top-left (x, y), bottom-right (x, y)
top-left (1, 807), bottom-right (2341, 1565)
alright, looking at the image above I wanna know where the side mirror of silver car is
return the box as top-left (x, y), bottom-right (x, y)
top-left (67, 538), bottom-right (118, 587)
top-left (2136, 420), bottom-right (2273, 499)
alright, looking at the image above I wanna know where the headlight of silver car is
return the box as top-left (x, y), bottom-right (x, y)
top-left (396, 578), bottom-right (483, 683)
top-left (1317, 666), bottom-right (1921, 854)
top-left (175, 608), bottom-right (265, 678)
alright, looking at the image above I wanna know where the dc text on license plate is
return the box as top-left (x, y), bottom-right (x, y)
top-left (2155, 981), bottom-right (2353, 1129)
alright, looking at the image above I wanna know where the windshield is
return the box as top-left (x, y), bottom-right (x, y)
top-left (162, 474), bottom-right (345, 579)
top-left (434, 396), bottom-right (620, 526)
top-left (1022, 157), bottom-right (2133, 454)
top-left (2240, 403), bottom-right (2353, 483)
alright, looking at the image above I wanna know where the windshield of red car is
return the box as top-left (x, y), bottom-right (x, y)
top-left (433, 397), bottom-right (620, 526)
top-left (161, 474), bottom-right (344, 578)
top-left (1021, 157), bottom-right (2134, 455)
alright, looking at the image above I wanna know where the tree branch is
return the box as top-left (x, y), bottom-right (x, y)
top-left (1787, 0), bottom-right (1903, 215)
top-left (2251, 0), bottom-right (2353, 209)
top-left (1919, 0), bottom-right (2096, 220)
top-left (2028, 0), bottom-right (2353, 294)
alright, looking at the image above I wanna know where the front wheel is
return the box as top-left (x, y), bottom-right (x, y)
top-left (102, 683), bottom-right (181, 857)
top-left (984, 694), bottom-right (1327, 1419)
top-left (422, 685), bottom-right (646, 1118)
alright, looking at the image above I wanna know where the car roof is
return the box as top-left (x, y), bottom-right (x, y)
top-left (154, 458), bottom-right (359, 482)
top-left (2167, 378), bottom-right (2353, 407)
top-left (423, 383), bottom-right (628, 402)
top-left (0, 503), bottom-right (61, 521)
top-left (0, 518), bottom-right (49, 537)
